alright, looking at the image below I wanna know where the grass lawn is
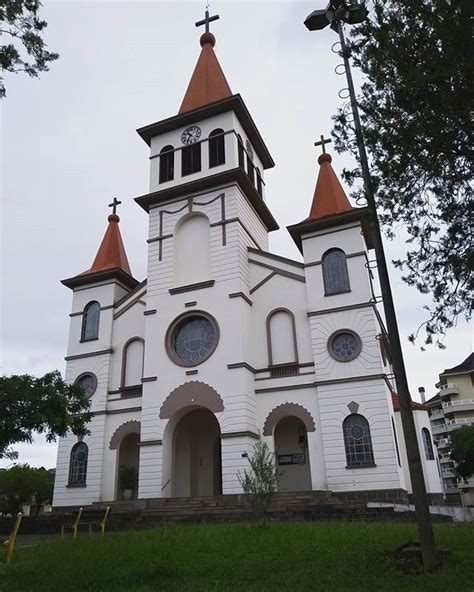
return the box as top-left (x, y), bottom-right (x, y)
top-left (2, 522), bottom-right (473, 591)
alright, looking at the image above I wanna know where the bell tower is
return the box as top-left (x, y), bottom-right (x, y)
top-left (134, 12), bottom-right (280, 497)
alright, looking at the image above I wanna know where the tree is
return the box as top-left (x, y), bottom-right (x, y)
top-left (0, 370), bottom-right (92, 460)
top-left (238, 441), bottom-right (279, 525)
top-left (450, 425), bottom-right (474, 483)
top-left (0, 0), bottom-right (59, 98)
top-left (332, 0), bottom-right (473, 347)
top-left (0, 464), bottom-right (54, 515)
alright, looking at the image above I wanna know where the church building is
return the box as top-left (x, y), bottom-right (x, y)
top-left (53, 16), bottom-right (442, 507)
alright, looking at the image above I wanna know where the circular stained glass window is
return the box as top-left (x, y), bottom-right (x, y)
top-left (328, 330), bottom-right (361, 362)
top-left (75, 373), bottom-right (97, 398)
top-left (350, 424), bottom-right (365, 440)
top-left (167, 313), bottom-right (219, 367)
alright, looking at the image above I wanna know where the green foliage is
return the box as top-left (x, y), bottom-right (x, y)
top-left (0, 0), bottom-right (59, 97)
top-left (119, 465), bottom-right (138, 492)
top-left (332, 0), bottom-right (473, 347)
top-left (0, 370), bottom-right (92, 459)
top-left (0, 464), bottom-right (54, 515)
top-left (0, 523), bottom-right (473, 590)
top-left (238, 441), bottom-right (279, 524)
top-left (450, 425), bottom-right (474, 482)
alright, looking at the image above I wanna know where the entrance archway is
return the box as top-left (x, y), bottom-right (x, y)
top-left (274, 416), bottom-right (312, 491)
top-left (172, 408), bottom-right (222, 497)
top-left (116, 433), bottom-right (140, 500)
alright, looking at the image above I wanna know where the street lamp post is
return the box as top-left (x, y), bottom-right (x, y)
top-left (304, 1), bottom-right (438, 569)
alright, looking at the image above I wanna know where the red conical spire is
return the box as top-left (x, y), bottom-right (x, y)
top-left (308, 153), bottom-right (354, 220)
top-left (81, 213), bottom-right (132, 277)
top-left (179, 32), bottom-right (232, 114)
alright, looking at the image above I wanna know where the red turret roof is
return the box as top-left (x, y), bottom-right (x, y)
top-left (179, 32), bottom-right (232, 114)
top-left (308, 153), bottom-right (354, 220)
top-left (82, 213), bottom-right (132, 276)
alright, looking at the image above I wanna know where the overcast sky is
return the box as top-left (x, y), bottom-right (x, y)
top-left (1, 0), bottom-right (471, 469)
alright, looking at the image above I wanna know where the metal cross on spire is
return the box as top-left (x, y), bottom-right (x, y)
top-left (314, 134), bottom-right (332, 154)
top-left (108, 197), bottom-right (122, 215)
top-left (195, 5), bottom-right (220, 33)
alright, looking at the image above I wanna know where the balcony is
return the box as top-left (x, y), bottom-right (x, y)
top-left (438, 382), bottom-right (459, 397)
top-left (429, 408), bottom-right (444, 419)
top-left (446, 417), bottom-right (474, 431)
top-left (269, 363), bottom-right (299, 378)
top-left (438, 454), bottom-right (452, 464)
top-left (443, 399), bottom-right (474, 414)
top-left (431, 422), bottom-right (448, 435)
top-left (441, 468), bottom-right (456, 478)
top-left (119, 385), bottom-right (143, 399)
top-left (435, 438), bottom-right (450, 449)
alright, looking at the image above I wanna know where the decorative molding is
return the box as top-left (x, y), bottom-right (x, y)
top-left (315, 374), bottom-right (387, 387)
top-left (255, 382), bottom-right (316, 394)
top-left (301, 223), bottom-right (361, 240)
top-left (114, 280), bottom-right (147, 308)
top-left (305, 251), bottom-right (366, 268)
top-left (227, 362), bottom-right (256, 373)
top-left (109, 420), bottom-right (141, 450)
top-left (221, 431), bottom-right (259, 440)
top-left (255, 371), bottom-right (315, 382)
top-left (347, 401), bottom-right (360, 414)
top-left (93, 405), bottom-right (142, 416)
top-left (159, 381), bottom-right (224, 419)
top-left (70, 304), bottom-right (114, 318)
top-left (263, 403), bottom-right (316, 436)
top-left (249, 259), bottom-right (305, 282)
top-left (144, 309), bottom-right (157, 316)
top-left (249, 272), bottom-right (275, 295)
top-left (254, 361), bottom-right (314, 374)
top-left (248, 247), bottom-right (304, 269)
top-left (228, 292), bottom-right (252, 306)
top-left (141, 376), bottom-right (157, 383)
top-left (185, 301), bottom-right (197, 307)
top-left (138, 439), bottom-right (163, 447)
top-left (169, 280), bottom-right (215, 295)
top-left (307, 302), bottom-right (373, 317)
top-left (186, 370), bottom-right (198, 375)
top-left (113, 293), bottom-right (147, 319)
top-left (65, 348), bottom-right (113, 361)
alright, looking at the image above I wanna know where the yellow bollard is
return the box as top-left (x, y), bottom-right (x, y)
top-left (3, 512), bottom-right (23, 565)
top-left (72, 507), bottom-right (83, 540)
top-left (100, 506), bottom-right (110, 537)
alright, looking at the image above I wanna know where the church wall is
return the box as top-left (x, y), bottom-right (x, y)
top-left (395, 411), bottom-right (443, 495)
top-left (318, 379), bottom-right (401, 491)
top-left (149, 112), bottom-right (236, 192)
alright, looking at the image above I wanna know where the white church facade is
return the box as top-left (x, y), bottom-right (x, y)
top-left (53, 25), bottom-right (442, 507)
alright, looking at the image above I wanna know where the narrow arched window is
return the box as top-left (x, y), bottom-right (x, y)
top-left (256, 167), bottom-right (263, 197)
top-left (182, 143), bottom-right (201, 176)
top-left (159, 145), bottom-right (174, 183)
top-left (422, 427), bottom-right (435, 460)
top-left (122, 338), bottom-right (145, 387)
top-left (208, 129), bottom-right (225, 167)
top-left (81, 301), bottom-right (100, 341)
top-left (343, 414), bottom-right (375, 467)
top-left (237, 134), bottom-right (245, 169)
top-left (68, 442), bottom-right (88, 485)
top-left (247, 154), bottom-right (255, 186)
top-left (322, 248), bottom-right (350, 295)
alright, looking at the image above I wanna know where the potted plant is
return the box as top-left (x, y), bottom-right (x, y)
top-left (119, 465), bottom-right (138, 501)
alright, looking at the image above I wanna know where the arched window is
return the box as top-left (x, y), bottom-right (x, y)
top-left (159, 145), bottom-right (174, 183)
top-left (422, 427), bottom-right (435, 460)
top-left (237, 134), bottom-right (245, 169)
top-left (343, 414), bottom-right (375, 467)
top-left (122, 338), bottom-right (145, 387)
top-left (68, 442), bottom-right (88, 485)
top-left (208, 129), bottom-right (225, 167)
top-left (81, 301), bottom-right (100, 341)
top-left (182, 143), bottom-right (201, 176)
top-left (256, 167), bottom-right (263, 197)
top-left (267, 309), bottom-right (298, 377)
top-left (174, 213), bottom-right (211, 285)
top-left (322, 248), bottom-right (350, 295)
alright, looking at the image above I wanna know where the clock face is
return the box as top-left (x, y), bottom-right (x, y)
top-left (245, 139), bottom-right (254, 160)
top-left (181, 126), bottom-right (202, 145)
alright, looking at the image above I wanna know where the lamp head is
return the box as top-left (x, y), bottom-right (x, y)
top-left (304, 8), bottom-right (330, 31)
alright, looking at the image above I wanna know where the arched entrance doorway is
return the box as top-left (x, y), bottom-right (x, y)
top-left (172, 408), bottom-right (222, 497)
top-left (274, 416), bottom-right (312, 491)
top-left (116, 433), bottom-right (140, 500)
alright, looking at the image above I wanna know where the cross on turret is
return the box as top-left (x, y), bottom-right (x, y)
top-left (314, 134), bottom-right (332, 154)
top-left (108, 197), bottom-right (122, 215)
top-left (195, 7), bottom-right (219, 34)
